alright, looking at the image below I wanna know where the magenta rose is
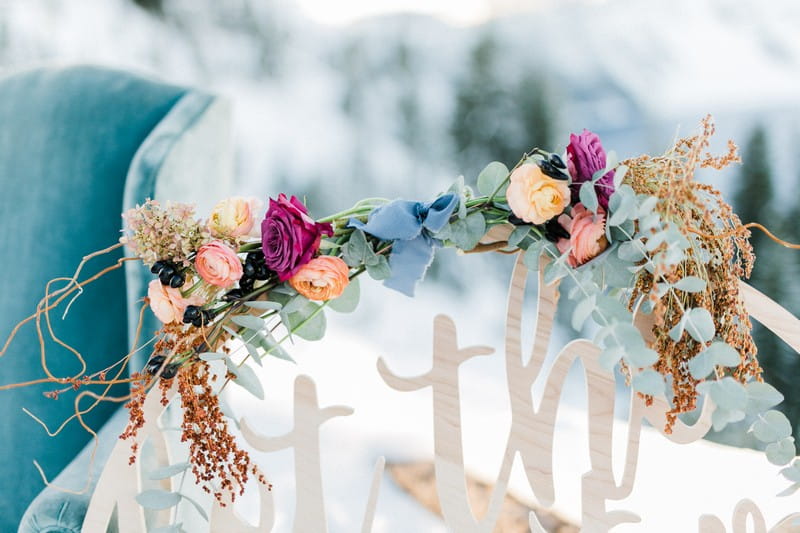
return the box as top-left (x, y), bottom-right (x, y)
top-left (566, 129), bottom-right (615, 210)
top-left (261, 194), bottom-right (333, 281)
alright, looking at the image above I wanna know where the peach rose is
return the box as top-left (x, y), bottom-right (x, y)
top-left (147, 279), bottom-right (203, 324)
top-left (288, 256), bottom-right (350, 301)
top-left (207, 196), bottom-right (262, 239)
top-left (556, 203), bottom-right (608, 267)
top-left (195, 240), bottom-right (243, 288)
top-left (506, 163), bottom-right (570, 224)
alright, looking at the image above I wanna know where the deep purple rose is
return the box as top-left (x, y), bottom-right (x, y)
top-left (261, 194), bottom-right (333, 281)
top-left (566, 129), bottom-right (615, 210)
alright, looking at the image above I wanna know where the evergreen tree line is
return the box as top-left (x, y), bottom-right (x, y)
top-left (733, 127), bottom-right (800, 440)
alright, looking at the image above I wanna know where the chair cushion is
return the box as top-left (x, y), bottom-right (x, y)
top-left (0, 65), bottom-right (193, 530)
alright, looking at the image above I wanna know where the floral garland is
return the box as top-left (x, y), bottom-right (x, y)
top-left (5, 116), bottom-right (800, 506)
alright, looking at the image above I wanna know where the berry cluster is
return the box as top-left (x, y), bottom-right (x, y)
top-left (145, 355), bottom-right (180, 379)
top-left (150, 260), bottom-right (185, 288)
top-left (539, 153), bottom-right (568, 180)
top-left (238, 251), bottom-right (271, 293)
top-left (183, 305), bottom-right (216, 328)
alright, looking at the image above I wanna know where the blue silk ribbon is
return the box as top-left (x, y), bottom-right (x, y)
top-left (348, 193), bottom-right (458, 296)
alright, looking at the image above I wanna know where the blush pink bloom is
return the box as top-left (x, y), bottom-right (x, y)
top-left (147, 279), bottom-right (204, 324)
top-left (289, 256), bottom-right (350, 301)
top-left (506, 163), bottom-right (570, 225)
top-left (207, 196), bottom-right (262, 239)
top-left (555, 203), bottom-right (609, 267)
top-left (195, 240), bottom-right (243, 288)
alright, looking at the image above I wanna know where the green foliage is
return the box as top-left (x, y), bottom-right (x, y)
top-left (328, 277), bottom-right (360, 313)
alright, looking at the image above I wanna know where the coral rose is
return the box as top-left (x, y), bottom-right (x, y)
top-left (195, 240), bottom-right (243, 288)
top-left (261, 194), bottom-right (333, 282)
top-left (289, 256), bottom-right (350, 301)
top-left (147, 279), bottom-right (203, 324)
top-left (506, 163), bottom-right (570, 225)
top-left (555, 203), bottom-right (608, 267)
top-left (207, 196), bottom-right (262, 239)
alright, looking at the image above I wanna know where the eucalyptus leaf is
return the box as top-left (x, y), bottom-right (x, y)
top-left (198, 352), bottom-right (226, 362)
top-left (638, 213), bottom-right (661, 232)
top-left (613, 164), bottom-right (628, 188)
top-left (147, 462), bottom-right (190, 480)
top-left (523, 241), bottom-right (544, 271)
top-left (745, 381), bottom-right (784, 415)
top-left (668, 318), bottom-right (686, 342)
top-left (136, 490), bottom-right (181, 510)
top-left (613, 322), bottom-right (646, 350)
top-left (688, 350), bottom-right (714, 379)
top-left (223, 357), bottom-right (239, 378)
top-left (712, 408), bottom-right (746, 432)
top-left (618, 240), bottom-right (645, 262)
top-left (543, 259), bottom-right (568, 285)
top-left (780, 461), bottom-right (800, 483)
top-left (243, 341), bottom-right (262, 366)
top-left (286, 301), bottom-right (327, 341)
top-left (231, 315), bottom-right (266, 332)
top-left (599, 346), bottom-right (624, 372)
top-left (181, 493), bottom-right (210, 521)
top-left (508, 225), bottom-right (532, 248)
top-left (777, 483), bottom-right (800, 498)
top-left (632, 370), bottom-right (664, 396)
top-left (766, 437), bottom-right (797, 466)
top-left (477, 161), bottom-right (509, 196)
top-left (626, 346), bottom-right (658, 368)
top-left (342, 229), bottom-right (376, 267)
top-left (579, 182), bottom-right (598, 212)
top-left (328, 277), bottom-right (360, 313)
top-left (571, 295), bottom-right (596, 331)
top-left (366, 254), bottom-right (392, 280)
top-left (150, 525), bottom-right (183, 533)
top-left (232, 362), bottom-right (265, 400)
top-left (705, 341), bottom-right (741, 367)
top-left (751, 410), bottom-right (793, 442)
top-left (253, 331), bottom-right (294, 363)
top-left (709, 378), bottom-right (747, 411)
top-left (637, 195), bottom-right (658, 217)
top-left (684, 308), bottom-right (715, 343)
top-left (673, 276), bottom-right (707, 293)
top-left (244, 301), bottom-right (283, 311)
top-left (449, 211), bottom-right (486, 251)
top-left (282, 294), bottom-right (311, 315)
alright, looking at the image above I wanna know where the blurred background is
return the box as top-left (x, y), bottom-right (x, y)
top-left (2, 0), bottom-right (800, 529)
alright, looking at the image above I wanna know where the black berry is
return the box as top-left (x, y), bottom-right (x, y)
top-left (145, 355), bottom-right (166, 375)
top-left (549, 153), bottom-right (566, 169)
top-left (160, 363), bottom-right (180, 380)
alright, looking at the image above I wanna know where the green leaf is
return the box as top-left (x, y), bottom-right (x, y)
top-left (626, 346), bottom-right (658, 368)
top-left (523, 241), bottom-right (544, 271)
top-left (366, 254), bottom-right (391, 280)
top-left (712, 408), bottom-right (746, 432)
top-left (136, 490), bottom-right (181, 510)
top-left (599, 346), bottom-right (624, 372)
top-left (618, 240), bottom-right (645, 262)
top-left (198, 352), bottom-right (226, 362)
top-left (543, 259), bottom-right (568, 285)
top-left (147, 462), bottom-right (190, 480)
top-left (230, 315), bottom-right (266, 331)
top-left (778, 483), bottom-right (800, 498)
top-left (151, 525), bottom-right (183, 533)
top-left (669, 318), bottom-right (685, 342)
top-left (673, 276), bottom-right (707, 293)
top-left (181, 493), bottom-right (209, 521)
top-left (328, 277), bottom-right (360, 313)
top-left (579, 182), bottom-right (598, 212)
top-left (709, 378), bottom-right (747, 411)
top-left (571, 295), bottom-right (596, 331)
top-left (632, 370), bottom-right (664, 396)
top-left (766, 437), bottom-right (796, 466)
top-left (688, 350), bottom-right (714, 379)
top-left (342, 229), bottom-right (376, 267)
top-left (613, 164), bottom-right (628, 188)
top-left (286, 301), bottom-right (327, 341)
top-left (283, 294), bottom-right (311, 315)
top-left (705, 341), bottom-right (741, 367)
top-left (613, 322), bottom-right (646, 350)
top-left (243, 341), bottom-right (262, 366)
top-left (637, 195), bottom-right (658, 217)
top-left (508, 225), bottom-right (531, 248)
top-left (780, 461), bottom-right (800, 483)
top-left (244, 301), bottom-right (283, 311)
top-left (449, 212), bottom-right (486, 251)
top-left (608, 186), bottom-right (636, 226)
top-left (684, 308), bottom-right (715, 343)
top-left (751, 410), bottom-right (793, 442)
top-left (252, 331), bottom-right (294, 363)
top-left (476, 161), bottom-right (509, 196)
top-left (745, 381), bottom-right (784, 415)
top-left (232, 362), bottom-right (265, 400)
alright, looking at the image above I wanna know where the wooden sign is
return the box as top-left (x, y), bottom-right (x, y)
top-left (82, 243), bottom-right (800, 532)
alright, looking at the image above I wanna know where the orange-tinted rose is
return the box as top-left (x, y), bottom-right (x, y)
top-left (555, 203), bottom-right (608, 267)
top-left (506, 163), bottom-right (570, 224)
top-left (289, 256), bottom-right (350, 301)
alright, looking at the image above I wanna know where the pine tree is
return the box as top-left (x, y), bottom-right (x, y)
top-left (733, 126), bottom-right (800, 439)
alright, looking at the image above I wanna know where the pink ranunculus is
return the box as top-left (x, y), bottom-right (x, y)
top-left (566, 129), bottom-right (615, 210)
top-left (147, 279), bottom-right (204, 324)
top-left (261, 194), bottom-right (333, 282)
top-left (195, 240), bottom-right (243, 288)
top-left (556, 203), bottom-right (609, 267)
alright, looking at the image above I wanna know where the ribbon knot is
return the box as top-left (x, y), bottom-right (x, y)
top-left (348, 194), bottom-right (458, 296)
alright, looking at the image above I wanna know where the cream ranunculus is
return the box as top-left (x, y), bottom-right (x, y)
top-left (506, 163), bottom-right (570, 225)
top-left (207, 196), bottom-right (261, 239)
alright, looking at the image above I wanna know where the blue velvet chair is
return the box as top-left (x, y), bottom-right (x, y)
top-left (0, 66), bottom-right (232, 532)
